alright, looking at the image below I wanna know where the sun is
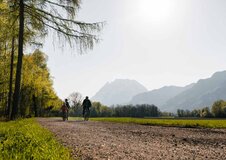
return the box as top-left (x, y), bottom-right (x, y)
top-left (137, 0), bottom-right (174, 25)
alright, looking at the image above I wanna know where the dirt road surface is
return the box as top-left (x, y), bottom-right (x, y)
top-left (38, 118), bottom-right (226, 160)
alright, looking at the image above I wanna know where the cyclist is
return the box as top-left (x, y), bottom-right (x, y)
top-left (61, 102), bottom-right (68, 121)
top-left (82, 96), bottom-right (92, 120)
top-left (65, 99), bottom-right (70, 120)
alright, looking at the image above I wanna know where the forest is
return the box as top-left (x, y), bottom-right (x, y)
top-left (0, 0), bottom-right (102, 120)
top-left (0, 49), bottom-right (62, 117)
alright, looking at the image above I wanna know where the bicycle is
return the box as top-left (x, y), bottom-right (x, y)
top-left (62, 111), bottom-right (67, 121)
top-left (83, 108), bottom-right (90, 121)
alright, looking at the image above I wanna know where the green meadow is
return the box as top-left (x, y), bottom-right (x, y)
top-left (89, 117), bottom-right (226, 128)
top-left (0, 119), bottom-right (71, 160)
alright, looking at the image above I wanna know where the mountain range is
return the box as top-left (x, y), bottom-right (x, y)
top-left (92, 71), bottom-right (226, 112)
top-left (130, 84), bottom-right (194, 107)
top-left (163, 71), bottom-right (226, 111)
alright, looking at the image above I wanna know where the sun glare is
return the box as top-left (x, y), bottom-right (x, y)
top-left (137, 0), bottom-right (174, 25)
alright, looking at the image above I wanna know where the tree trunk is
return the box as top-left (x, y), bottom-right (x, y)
top-left (11, 0), bottom-right (24, 120)
top-left (32, 95), bottom-right (38, 117)
top-left (7, 37), bottom-right (15, 119)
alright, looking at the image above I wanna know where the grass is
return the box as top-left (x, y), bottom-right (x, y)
top-left (89, 117), bottom-right (226, 128)
top-left (0, 118), bottom-right (72, 160)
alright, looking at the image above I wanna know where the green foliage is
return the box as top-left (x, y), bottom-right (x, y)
top-left (0, 118), bottom-right (71, 160)
top-left (0, 1), bottom-right (18, 46)
top-left (200, 107), bottom-right (212, 118)
top-left (0, 50), bottom-right (11, 115)
top-left (177, 107), bottom-right (212, 118)
top-left (90, 102), bottom-right (112, 117)
top-left (113, 104), bottom-right (160, 117)
top-left (69, 100), bottom-right (160, 118)
top-left (211, 100), bottom-right (226, 117)
top-left (90, 117), bottom-right (226, 129)
top-left (177, 100), bottom-right (226, 118)
top-left (0, 49), bottom-right (62, 117)
top-left (19, 50), bottom-right (62, 117)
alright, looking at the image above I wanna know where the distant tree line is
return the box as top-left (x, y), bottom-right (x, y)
top-left (65, 96), bottom-right (160, 118)
top-left (177, 100), bottom-right (226, 118)
top-left (112, 104), bottom-right (160, 117)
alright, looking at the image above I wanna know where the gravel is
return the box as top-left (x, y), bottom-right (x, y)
top-left (38, 118), bottom-right (226, 160)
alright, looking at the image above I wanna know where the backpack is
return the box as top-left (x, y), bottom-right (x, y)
top-left (61, 104), bottom-right (68, 112)
top-left (83, 99), bottom-right (91, 108)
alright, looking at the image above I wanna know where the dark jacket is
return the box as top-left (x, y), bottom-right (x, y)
top-left (65, 101), bottom-right (70, 109)
top-left (82, 99), bottom-right (92, 108)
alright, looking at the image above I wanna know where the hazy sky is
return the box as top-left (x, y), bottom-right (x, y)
top-left (41, 0), bottom-right (226, 99)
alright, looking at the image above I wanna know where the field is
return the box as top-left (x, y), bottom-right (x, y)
top-left (0, 119), bottom-right (71, 160)
top-left (88, 117), bottom-right (226, 128)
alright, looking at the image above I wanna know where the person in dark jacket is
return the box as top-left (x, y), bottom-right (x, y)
top-left (61, 102), bottom-right (68, 121)
top-left (65, 99), bottom-right (70, 120)
top-left (82, 96), bottom-right (92, 117)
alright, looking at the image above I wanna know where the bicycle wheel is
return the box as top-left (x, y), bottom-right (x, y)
top-left (62, 112), bottom-right (67, 121)
top-left (84, 109), bottom-right (90, 121)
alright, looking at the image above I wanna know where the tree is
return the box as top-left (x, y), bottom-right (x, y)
top-left (112, 104), bottom-right (160, 118)
top-left (3, 0), bottom-right (104, 119)
top-left (68, 92), bottom-right (83, 116)
top-left (69, 92), bottom-right (82, 107)
top-left (200, 107), bottom-right (212, 118)
top-left (7, 37), bottom-right (15, 118)
top-left (10, 0), bottom-right (24, 120)
top-left (211, 100), bottom-right (226, 118)
top-left (191, 109), bottom-right (200, 117)
top-left (18, 50), bottom-right (61, 117)
top-left (89, 101), bottom-right (113, 117)
top-left (0, 1), bottom-right (20, 118)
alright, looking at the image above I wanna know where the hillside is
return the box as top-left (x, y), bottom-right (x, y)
top-left (92, 79), bottom-right (148, 106)
top-left (130, 84), bottom-right (194, 107)
top-left (164, 71), bottom-right (226, 111)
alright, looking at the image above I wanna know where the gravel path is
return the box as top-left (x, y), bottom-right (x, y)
top-left (38, 118), bottom-right (226, 160)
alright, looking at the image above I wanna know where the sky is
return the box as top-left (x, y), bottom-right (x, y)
top-left (41, 0), bottom-right (226, 99)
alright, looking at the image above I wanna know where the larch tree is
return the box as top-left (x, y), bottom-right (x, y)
top-left (5, 0), bottom-right (104, 120)
top-left (0, 1), bottom-right (16, 118)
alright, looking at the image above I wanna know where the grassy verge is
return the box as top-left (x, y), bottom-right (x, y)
top-left (0, 118), bottom-right (71, 160)
top-left (89, 117), bottom-right (226, 128)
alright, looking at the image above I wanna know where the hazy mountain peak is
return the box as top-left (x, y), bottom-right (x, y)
top-left (92, 79), bottom-right (148, 106)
